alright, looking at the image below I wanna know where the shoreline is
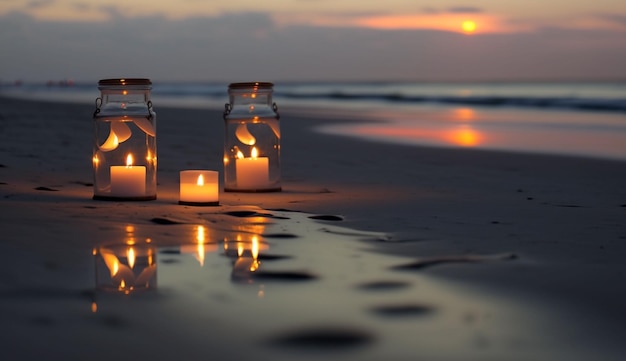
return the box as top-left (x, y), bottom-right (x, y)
top-left (1, 95), bottom-right (626, 359)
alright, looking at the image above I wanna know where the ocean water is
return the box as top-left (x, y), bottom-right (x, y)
top-left (2, 81), bottom-right (626, 160)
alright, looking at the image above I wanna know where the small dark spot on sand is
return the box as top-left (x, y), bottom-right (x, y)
top-left (527, 197), bottom-right (534, 200)
top-left (257, 254), bottom-right (292, 261)
top-left (223, 210), bottom-right (279, 218)
top-left (391, 253), bottom-right (518, 271)
top-left (268, 326), bottom-right (374, 349)
top-left (268, 208), bottom-right (301, 213)
top-left (83, 206), bottom-right (98, 209)
top-left (553, 204), bottom-right (584, 208)
top-left (370, 303), bottom-right (435, 317)
top-left (159, 249), bottom-right (181, 255)
top-left (160, 258), bottom-right (180, 264)
top-left (0, 164), bottom-right (6, 168)
top-left (356, 280), bottom-right (411, 291)
top-left (0, 182), bottom-right (7, 185)
top-left (620, 204), bottom-right (626, 208)
top-left (376, 237), bottom-right (428, 243)
top-left (262, 233), bottom-right (299, 239)
top-left (34, 186), bottom-right (58, 191)
top-left (251, 270), bottom-right (317, 281)
top-left (71, 181), bottom-right (93, 187)
top-left (309, 214), bottom-right (343, 221)
top-left (150, 217), bottom-right (184, 225)
top-left (491, 221), bottom-right (500, 224)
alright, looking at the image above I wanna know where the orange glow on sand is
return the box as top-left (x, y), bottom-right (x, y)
top-left (352, 124), bottom-right (483, 148)
top-left (447, 126), bottom-right (482, 147)
top-left (452, 107), bottom-right (476, 121)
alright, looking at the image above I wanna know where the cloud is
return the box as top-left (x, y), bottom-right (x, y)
top-left (598, 13), bottom-right (626, 27)
top-left (0, 11), bottom-right (625, 82)
top-left (420, 6), bottom-right (483, 15)
top-left (26, 0), bottom-right (55, 9)
top-left (70, 2), bottom-right (92, 12)
top-left (447, 6), bottom-right (483, 14)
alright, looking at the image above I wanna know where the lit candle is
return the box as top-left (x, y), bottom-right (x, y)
top-left (235, 147), bottom-right (269, 190)
top-left (179, 170), bottom-right (219, 206)
top-left (110, 154), bottom-right (146, 198)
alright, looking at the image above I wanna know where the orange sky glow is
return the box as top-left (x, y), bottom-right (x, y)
top-left (1, 0), bottom-right (625, 82)
top-left (2, 0), bottom-right (625, 33)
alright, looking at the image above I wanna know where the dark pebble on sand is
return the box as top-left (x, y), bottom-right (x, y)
top-left (391, 253), bottom-right (518, 271)
top-left (257, 254), bottom-right (292, 261)
top-left (262, 233), bottom-right (299, 239)
top-left (251, 270), bottom-right (317, 281)
top-left (309, 215), bottom-right (344, 221)
top-left (159, 248), bottom-right (181, 255)
top-left (160, 258), bottom-right (180, 264)
top-left (150, 217), bottom-right (184, 225)
top-left (369, 303), bottom-right (435, 317)
top-left (34, 186), bottom-right (58, 191)
top-left (268, 326), bottom-right (374, 349)
top-left (223, 210), bottom-right (274, 218)
top-left (356, 280), bottom-right (411, 291)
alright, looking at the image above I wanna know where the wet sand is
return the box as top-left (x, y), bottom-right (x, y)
top-left (1, 96), bottom-right (626, 360)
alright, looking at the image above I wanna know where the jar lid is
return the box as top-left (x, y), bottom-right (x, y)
top-left (98, 78), bottom-right (152, 86)
top-left (228, 82), bottom-right (274, 89)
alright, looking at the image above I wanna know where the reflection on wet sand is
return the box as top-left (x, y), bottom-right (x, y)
top-left (93, 226), bottom-right (156, 295)
top-left (317, 106), bottom-right (626, 160)
top-left (84, 207), bottom-right (573, 360)
top-left (225, 234), bottom-right (269, 283)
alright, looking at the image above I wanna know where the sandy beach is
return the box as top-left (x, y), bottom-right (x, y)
top-left (1, 95), bottom-right (626, 360)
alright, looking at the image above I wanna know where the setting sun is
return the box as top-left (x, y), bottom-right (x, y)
top-left (462, 20), bottom-right (477, 34)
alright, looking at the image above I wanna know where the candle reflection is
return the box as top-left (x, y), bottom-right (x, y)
top-left (224, 234), bottom-right (269, 283)
top-left (179, 225), bottom-right (218, 266)
top-left (94, 226), bottom-right (156, 295)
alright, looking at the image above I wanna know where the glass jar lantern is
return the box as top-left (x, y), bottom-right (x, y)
top-left (223, 82), bottom-right (281, 192)
top-left (92, 78), bottom-right (157, 200)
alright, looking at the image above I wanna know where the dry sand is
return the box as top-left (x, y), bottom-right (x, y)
top-left (1, 96), bottom-right (625, 360)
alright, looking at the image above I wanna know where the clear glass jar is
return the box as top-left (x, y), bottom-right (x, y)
top-left (223, 82), bottom-right (281, 192)
top-left (92, 78), bottom-right (157, 200)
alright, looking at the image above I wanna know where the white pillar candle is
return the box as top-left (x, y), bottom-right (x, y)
top-left (235, 147), bottom-right (269, 190)
top-left (179, 170), bottom-right (219, 205)
top-left (110, 154), bottom-right (146, 197)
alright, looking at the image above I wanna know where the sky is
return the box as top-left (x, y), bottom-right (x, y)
top-left (1, 0), bottom-right (626, 82)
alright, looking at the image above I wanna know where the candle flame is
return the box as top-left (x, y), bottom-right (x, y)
top-left (197, 174), bottom-right (204, 186)
top-left (251, 147), bottom-right (258, 158)
top-left (236, 150), bottom-right (244, 159)
top-left (126, 154), bottom-right (133, 167)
